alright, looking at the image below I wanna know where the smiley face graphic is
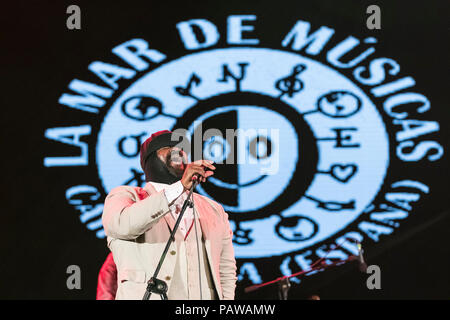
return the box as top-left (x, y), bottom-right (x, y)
top-left (173, 91), bottom-right (318, 220)
top-left (184, 105), bottom-right (298, 213)
top-left (97, 47), bottom-right (389, 258)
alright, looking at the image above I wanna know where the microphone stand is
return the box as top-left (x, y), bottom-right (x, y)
top-left (142, 179), bottom-right (199, 300)
top-left (245, 255), bottom-right (358, 300)
top-left (245, 239), bottom-right (364, 299)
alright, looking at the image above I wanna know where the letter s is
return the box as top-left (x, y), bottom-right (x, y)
top-left (397, 140), bottom-right (444, 162)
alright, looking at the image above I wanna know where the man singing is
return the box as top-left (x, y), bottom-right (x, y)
top-left (101, 130), bottom-right (237, 300)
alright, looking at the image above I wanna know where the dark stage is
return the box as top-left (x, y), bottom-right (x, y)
top-left (1, 0), bottom-right (449, 301)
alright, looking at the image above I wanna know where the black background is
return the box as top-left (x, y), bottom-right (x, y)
top-left (1, 0), bottom-right (449, 299)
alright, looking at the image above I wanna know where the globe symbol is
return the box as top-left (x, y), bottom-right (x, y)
top-left (275, 215), bottom-right (318, 242)
top-left (317, 91), bottom-right (362, 118)
top-left (121, 95), bottom-right (163, 121)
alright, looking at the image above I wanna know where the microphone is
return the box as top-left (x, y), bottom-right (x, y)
top-left (190, 175), bottom-right (201, 191)
top-left (191, 167), bottom-right (213, 183)
top-left (356, 241), bottom-right (368, 272)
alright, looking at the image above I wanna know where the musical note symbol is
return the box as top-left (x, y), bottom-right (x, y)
top-left (175, 73), bottom-right (202, 100)
top-left (275, 64), bottom-right (306, 98)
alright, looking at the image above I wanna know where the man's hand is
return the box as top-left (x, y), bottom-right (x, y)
top-left (181, 160), bottom-right (215, 190)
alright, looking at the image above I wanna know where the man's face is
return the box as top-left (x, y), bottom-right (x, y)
top-left (156, 146), bottom-right (188, 178)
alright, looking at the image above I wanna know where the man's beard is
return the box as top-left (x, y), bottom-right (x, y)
top-left (164, 151), bottom-right (185, 179)
top-left (143, 151), bottom-right (185, 184)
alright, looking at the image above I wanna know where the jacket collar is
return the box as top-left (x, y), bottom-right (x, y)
top-left (143, 182), bottom-right (210, 240)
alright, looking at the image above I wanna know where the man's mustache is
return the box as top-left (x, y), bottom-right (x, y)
top-left (164, 153), bottom-right (187, 178)
top-left (167, 151), bottom-right (187, 165)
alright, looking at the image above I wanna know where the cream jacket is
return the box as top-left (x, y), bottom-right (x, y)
top-left (102, 182), bottom-right (237, 300)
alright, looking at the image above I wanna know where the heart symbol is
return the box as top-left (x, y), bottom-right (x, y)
top-left (330, 164), bottom-right (357, 183)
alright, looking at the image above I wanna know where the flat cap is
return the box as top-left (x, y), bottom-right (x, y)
top-left (139, 130), bottom-right (184, 170)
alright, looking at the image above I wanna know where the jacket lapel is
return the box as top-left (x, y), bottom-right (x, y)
top-left (144, 183), bottom-right (212, 241)
top-left (144, 182), bottom-right (180, 240)
top-left (193, 193), bottom-right (210, 240)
